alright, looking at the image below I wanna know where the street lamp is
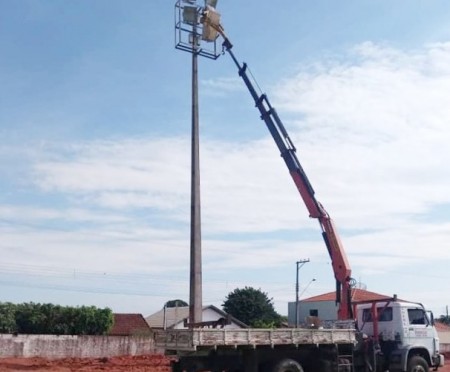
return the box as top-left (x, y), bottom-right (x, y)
top-left (299, 278), bottom-right (316, 299)
top-left (174, 0), bottom-right (222, 326)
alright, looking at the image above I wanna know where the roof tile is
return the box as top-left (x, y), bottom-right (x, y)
top-left (108, 313), bottom-right (151, 336)
top-left (302, 288), bottom-right (392, 303)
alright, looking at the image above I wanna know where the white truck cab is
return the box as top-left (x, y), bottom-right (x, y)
top-left (356, 299), bottom-right (444, 371)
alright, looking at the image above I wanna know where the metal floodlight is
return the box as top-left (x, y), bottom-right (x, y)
top-left (175, 0), bottom-right (221, 59)
top-left (183, 6), bottom-right (199, 25)
top-left (205, 0), bottom-right (218, 8)
top-left (201, 6), bottom-right (221, 42)
top-left (188, 33), bottom-right (200, 46)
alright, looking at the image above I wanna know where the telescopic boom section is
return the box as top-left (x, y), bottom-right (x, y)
top-left (218, 34), bottom-right (353, 320)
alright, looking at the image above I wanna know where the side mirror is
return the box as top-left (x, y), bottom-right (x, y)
top-left (427, 310), bottom-right (435, 326)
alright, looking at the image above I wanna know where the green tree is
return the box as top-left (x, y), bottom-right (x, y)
top-left (222, 287), bottom-right (282, 328)
top-left (10, 302), bottom-right (113, 335)
top-left (15, 302), bottom-right (46, 334)
top-left (0, 302), bottom-right (17, 333)
top-left (70, 306), bottom-right (113, 335)
top-left (92, 307), bottom-right (114, 335)
top-left (165, 299), bottom-right (188, 308)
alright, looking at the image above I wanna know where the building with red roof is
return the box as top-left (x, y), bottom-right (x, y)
top-left (435, 321), bottom-right (450, 351)
top-left (108, 313), bottom-right (152, 336)
top-left (301, 288), bottom-right (392, 303)
top-left (146, 305), bottom-right (247, 330)
top-left (288, 288), bottom-right (395, 326)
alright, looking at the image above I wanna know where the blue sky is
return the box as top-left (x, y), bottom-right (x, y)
top-left (1, 0), bottom-right (450, 318)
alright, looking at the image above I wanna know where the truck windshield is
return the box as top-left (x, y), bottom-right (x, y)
top-left (408, 308), bottom-right (429, 325)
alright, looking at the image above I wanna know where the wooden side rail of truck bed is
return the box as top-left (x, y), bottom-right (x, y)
top-left (154, 328), bottom-right (357, 351)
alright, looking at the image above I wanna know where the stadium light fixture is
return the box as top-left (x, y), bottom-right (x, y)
top-left (175, 0), bottom-right (221, 59)
top-left (205, 0), bottom-right (218, 9)
top-left (182, 6), bottom-right (199, 25)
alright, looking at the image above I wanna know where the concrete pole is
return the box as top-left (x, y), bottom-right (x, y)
top-left (189, 27), bottom-right (202, 326)
top-left (295, 259), bottom-right (310, 328)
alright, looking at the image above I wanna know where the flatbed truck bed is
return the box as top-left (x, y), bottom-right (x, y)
top-left (155, 328), bottom-right (358, 371)
top-left (155, 328), bottom-right (357, 352)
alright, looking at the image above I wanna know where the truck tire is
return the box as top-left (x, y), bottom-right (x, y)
top-left (407, 356), bottom-right (429, 372)
top-left (272, 358), bottom-right (304, 372)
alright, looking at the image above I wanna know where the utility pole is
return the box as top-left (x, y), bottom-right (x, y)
top-left (295, 259), bottom-right (310, 328)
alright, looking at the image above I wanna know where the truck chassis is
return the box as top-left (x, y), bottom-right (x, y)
top-left (155, 328), bottom-right (357, 372)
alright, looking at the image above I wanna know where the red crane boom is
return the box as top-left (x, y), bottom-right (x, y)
top-left (218, 31), bottom-right (354, 320)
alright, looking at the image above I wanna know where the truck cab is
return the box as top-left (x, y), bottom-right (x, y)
top-left (355, 299), bottom-right (444, 371)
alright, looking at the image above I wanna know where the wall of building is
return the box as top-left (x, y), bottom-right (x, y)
top-left (0, 334), bottom-right (156, 359)
top-left (441, 343), bottom-right (450, 353)
top-left (288, 301), bottom-right (338, 326)
top-left (439, 331), bottom-right (450, 346)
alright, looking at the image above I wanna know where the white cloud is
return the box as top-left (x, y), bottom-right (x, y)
top-left (201, 76), bottom-right (243, 96)
top-left (34, 137), bottom-right (191, 194)
top-left (0, 205), bottom-right (128, 223)
top-left (31, 136), bottom-right (313, 232)
top-left (271, 42), bottom-right (450, 229)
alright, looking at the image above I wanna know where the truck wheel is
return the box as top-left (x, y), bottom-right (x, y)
top-left (272, 358), bottom-right (304, 372)
top-left (407, 356), bottom-right (429, 372)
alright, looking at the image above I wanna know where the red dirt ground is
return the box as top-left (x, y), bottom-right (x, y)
top-left (0, 354), bottom-right (173, 371)
top-left (0, 353), bottom-right (448, 371)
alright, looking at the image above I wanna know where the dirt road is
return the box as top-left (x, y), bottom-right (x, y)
top-left (0, 354), bottom-right (448, 371)
top-left (0, 354), bottom-right (172, 371)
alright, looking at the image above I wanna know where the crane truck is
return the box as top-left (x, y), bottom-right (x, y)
top-left (155, 5), bottom-right (445, 372)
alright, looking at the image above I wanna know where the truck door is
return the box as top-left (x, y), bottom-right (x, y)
top-left (404, 308), bottom-right (436, 352)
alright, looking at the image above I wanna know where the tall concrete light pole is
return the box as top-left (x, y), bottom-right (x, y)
top-left (174, 0), bottom-right (221, 326)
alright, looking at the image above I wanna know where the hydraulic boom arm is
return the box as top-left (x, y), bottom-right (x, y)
top-left (211, 24), bottom-right (354, 319)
